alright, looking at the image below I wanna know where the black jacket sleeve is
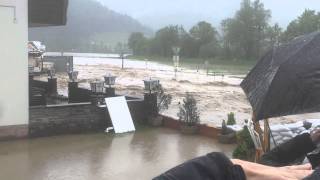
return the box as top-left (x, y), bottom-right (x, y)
top-left (153, 152), bottom-right (246, 180)
top-left (260, 133), bottom-right (317, 166)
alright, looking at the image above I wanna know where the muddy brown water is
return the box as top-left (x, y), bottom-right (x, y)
top-left (0, 128), bottom-right (235, 180)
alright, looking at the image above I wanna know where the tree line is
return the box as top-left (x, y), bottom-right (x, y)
top-left (128, 0), bottom-right (320, 61)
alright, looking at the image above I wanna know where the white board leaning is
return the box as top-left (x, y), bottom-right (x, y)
top-left (105, 96), bottom-right (135, 133)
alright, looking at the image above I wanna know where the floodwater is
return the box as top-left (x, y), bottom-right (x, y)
top-left (72, 57), bottom-right (320, 125)
top-left (37, 57), bottom-right (251, 126)
top-left (0, 128), bottom-right (235, 180)
top-left (36, 56), bottom-right (320, 126)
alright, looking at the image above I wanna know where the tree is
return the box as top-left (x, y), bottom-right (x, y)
top-left (221, 0), bottom-right (271, 59)
top-left (156, 84), bottom-right (172, 113)
top-left (199, 41), bottom-right (221, 58)
top-left (265, 23), bottom-right (282, 48)
top-left (128, 32), bottom-right (148, 55)
top-left (190, 21), bottom-right (217, 45)
top-left (190, 21), bottom-right (219, 57)
top-left (252, 0), bottom-right (271, 57)
top-left (150, 25), bottom-right (183, 57)
top-left (180, 33), bottom-right (198, 58)
top-left (282, 9), bottom-right (320, 42)
top-left (178, 93), bottom-right (200, 126)
top-left (221, 18), bottom-right (238, 58)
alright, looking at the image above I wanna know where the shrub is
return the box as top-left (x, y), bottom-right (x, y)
top-left (232, 126), bottom-right (255, 161)
top-left (232, 143), bottom-right (250, 160)
top-left (237, 126), bottom-right (255, 148)
top-left (155, 84), bottom-right (172, 114)
top-left (227, 112), bottom-right (236, 125)
top-left (177, 93), bottom-right (200, 126)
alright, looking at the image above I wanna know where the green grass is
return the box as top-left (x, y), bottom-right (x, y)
top-left (128, 55), bottom-right (256, 75)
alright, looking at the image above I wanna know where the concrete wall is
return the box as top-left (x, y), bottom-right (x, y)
top-left (0, 0), bottom-right (28, 137)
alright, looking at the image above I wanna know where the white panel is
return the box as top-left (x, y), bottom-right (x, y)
top-left (0, 0), bottom-right (28, 126)
top-left (105, 96), bottom-right (135, 133)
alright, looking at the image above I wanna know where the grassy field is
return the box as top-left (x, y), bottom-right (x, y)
top-left (129, 56), bottom-right (256, 75)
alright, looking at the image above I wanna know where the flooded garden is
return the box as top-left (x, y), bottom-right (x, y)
top-left (0, 128), bottom-right (235, 180)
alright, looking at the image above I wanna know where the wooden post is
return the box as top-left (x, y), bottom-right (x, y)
top-left (252, 112), bottom-right (264, 162)
top-left (121, 55), bottom-right (124, 69)
top-left (252, 113), bottom-right (263, 143)
top-left (255, 148), bottom-right (264, 162)
top-left (263, 119), bottom-right (271, 153)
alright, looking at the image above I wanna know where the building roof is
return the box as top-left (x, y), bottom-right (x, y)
top-left (28, 41), bottom-right (45, 57)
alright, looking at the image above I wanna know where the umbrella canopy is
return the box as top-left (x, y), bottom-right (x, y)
top-left (241, 31), bottom-right (320, 121)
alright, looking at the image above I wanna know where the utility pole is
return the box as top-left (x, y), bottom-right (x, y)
top-left (172, 46), bottom-right (180, 80)
top-left (205, 60), bottom-right (209, 76)
top-left (121, 52), bottom-right (124, 69)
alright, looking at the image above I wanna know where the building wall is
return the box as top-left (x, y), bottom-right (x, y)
top-left (0, 0), bottom-right (28, 137)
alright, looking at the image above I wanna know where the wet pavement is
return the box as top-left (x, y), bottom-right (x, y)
top-left (0, 128), bottom-right (235, 180)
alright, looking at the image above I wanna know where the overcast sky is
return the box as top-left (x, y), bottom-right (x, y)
top-left (98, 0), bottom-right (320, 30)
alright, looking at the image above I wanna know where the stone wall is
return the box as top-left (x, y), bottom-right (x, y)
top-left (29, 103), bottom-right (108, 137)
top-left (32, 79), bottom-right (48, 92)
top-left (30, 79), bottom-right (48, 106)
top-left (29, 100), bottom-right (147, 137)
top-left (68, 83), bottom-right (91, 103)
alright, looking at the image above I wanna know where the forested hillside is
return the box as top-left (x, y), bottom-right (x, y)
top-left (29, 0), bottom-right (152, 53)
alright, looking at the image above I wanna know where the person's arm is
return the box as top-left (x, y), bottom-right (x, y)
top-left (260, 133), bottom-right (317, 166)
top-left (232, 159), bottom-right (313, 180)
top-left (153, 152), bottom-right (313, 180)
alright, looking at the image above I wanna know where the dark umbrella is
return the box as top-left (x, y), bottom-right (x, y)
top-left (241, 31), bottom-right (320, 121)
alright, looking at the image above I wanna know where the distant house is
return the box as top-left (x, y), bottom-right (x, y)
top-left (0, 0), bottom-right (68, 140)
top-left (28, 41), bottom-right (46, 57)
top-left (28, 41), bottom-right (45, 72)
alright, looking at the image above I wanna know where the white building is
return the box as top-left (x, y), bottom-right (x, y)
top-left (0, 0), bottom-right (68, 140)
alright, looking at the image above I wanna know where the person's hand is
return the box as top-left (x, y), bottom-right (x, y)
top-left (232, 159), bottom-right (313, 180)
top-left (310, 129), bottom-right (320, 145)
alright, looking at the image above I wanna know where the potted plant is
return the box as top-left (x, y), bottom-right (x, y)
top-left (148, 83), bottom-right (172, 126)
top-left (218, 119), bottom-right (236, 144)
top-left (178, 92), bottom-right (200, 134)
top-left (218, 112), bottom-right (237, 144)
top-left (227, 112), bottom-right (236, 125)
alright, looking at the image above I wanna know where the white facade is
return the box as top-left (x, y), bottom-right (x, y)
top-left (0, 0), bottom-right (28, 126)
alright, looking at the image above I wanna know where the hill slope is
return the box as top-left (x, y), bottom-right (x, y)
top-left (29, 0), bottom-right (152, 53)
